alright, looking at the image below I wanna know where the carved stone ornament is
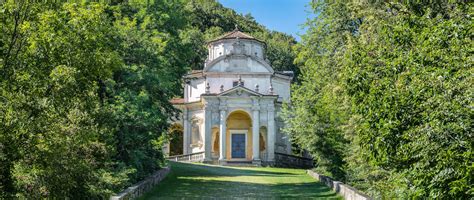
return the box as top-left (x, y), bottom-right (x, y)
top-left (205, 82), bottom-right (210, 94)
top-left (190, 116), bottom-right (203, 147)
top-left (269, 84), bottom-right (274, 95)
top-left (236, 88), bottom-right (243, 96)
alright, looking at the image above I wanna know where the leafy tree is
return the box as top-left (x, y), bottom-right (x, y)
top-left (0, 2), bottom-right (128, 198)
top-left (105, 0), bottom-right (192, 182)
top-left (343, 3), bottom-right (473, 198)
top-left (282, 2), bottom-right (356, 181)
top-left (285, 1), bottom-right (472, 198)
top-left (0, 0), bottom-right (198, 197)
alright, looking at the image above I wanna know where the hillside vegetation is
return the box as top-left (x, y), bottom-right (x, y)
top-left (283, 2), bottom-right (473, 199)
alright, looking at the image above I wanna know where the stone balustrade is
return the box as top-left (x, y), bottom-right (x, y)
top-left (167, 151), bottom-right (205, 163)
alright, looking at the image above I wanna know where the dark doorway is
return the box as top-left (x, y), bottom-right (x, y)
top-left (169, 123), bottom-right (183, 156)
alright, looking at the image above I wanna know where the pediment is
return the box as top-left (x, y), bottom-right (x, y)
top-left (218, 86), bottom-right (263, 97)
top-left (203, 55), bottom-right (274, 74)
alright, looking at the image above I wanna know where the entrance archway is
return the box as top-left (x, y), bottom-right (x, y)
top-left (212, 127), bottom-right (219, 157)
top-left (168, 123), bottom-right (183, 156)
top-left (226, 110), bottom-right (252, 160)
top-left (259, 126), bottom-right (267, 152)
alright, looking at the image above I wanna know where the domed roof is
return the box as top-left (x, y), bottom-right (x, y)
top-left (208, 25), bottom-right (264, 44)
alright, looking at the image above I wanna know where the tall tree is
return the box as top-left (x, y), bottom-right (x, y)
top-left (0, 1), bottom-right (197, 197)
top-left (343, 3), bottom-right (473, 198)
top-left (105, 0), bottom-right (195, 182)
top-left (0, 2), bottom-right (128, 198)
top-left (282, 2), bottom-right (357, 181)
top-left (284, 1), bottom-right (473, 198)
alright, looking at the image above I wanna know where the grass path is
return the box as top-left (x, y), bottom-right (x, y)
top-left (139, 162), bottom-right (341, 199)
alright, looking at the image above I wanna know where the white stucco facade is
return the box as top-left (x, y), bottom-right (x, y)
top-left (172, 28), bottom-right (293, 164)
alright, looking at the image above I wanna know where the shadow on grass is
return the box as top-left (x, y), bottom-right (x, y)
top-left (171, 162), bottom-right (297, 177)
top-left (139, 162), bottom-right (341, 199)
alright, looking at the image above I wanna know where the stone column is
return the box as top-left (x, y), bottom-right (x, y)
top-left (204, 102), bottom-right (212, 162)
top-left (211, 104), bottom-right (219, 157)
top-left (218, 101), bottom-right (227, 162)
top-left (183, 108), bottom-right (190, 155)
top-left (252, 98), bottom-right (260, 162)
top-left (267, 102), bottom-right (275, 162)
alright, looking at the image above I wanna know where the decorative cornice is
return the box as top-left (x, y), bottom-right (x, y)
top-left (203, 54), bottom-right (274, 74)
top-left (216, 85), bottom-right (264, 97)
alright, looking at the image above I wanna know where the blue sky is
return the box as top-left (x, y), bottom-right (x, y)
top-left (218, 0), bottom-right (314, 41)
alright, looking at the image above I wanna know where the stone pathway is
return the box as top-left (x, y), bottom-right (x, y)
top-left (139, 162), bottom-right (341, 199)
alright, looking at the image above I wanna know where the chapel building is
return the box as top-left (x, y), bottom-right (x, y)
top-left (171, 27), bottom-right (293, 165)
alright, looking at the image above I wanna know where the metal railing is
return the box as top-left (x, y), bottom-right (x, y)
top-left (259, 152), bottom-right (268, 161)
top-left (166, 151), bottom-right (313, 168)
top-left (274, 152), bottom-right (313, 169)
top-left (167, 152), bottom-right (205, 163)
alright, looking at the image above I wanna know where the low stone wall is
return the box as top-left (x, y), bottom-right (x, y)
top-left (307, 170), bottom-right (371, 200)
top-left (110, 167), bottom-right (171, 200)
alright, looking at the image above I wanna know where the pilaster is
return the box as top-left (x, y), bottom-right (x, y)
top-left (203, 102), bottom-right (212, 162)
top-left (251, 97), bottom-right (260, 163)
top-left (183, 108), bottom-right (190, 155)
top-left (218, 98), bottom-right (227, 163)
top-left (267, 102), bottom-right (275, 162)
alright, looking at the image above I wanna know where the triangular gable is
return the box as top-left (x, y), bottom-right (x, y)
top-left (218, 85), bottom-right (263, 97)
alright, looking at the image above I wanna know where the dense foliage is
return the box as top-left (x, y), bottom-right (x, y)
top-left (283, 2), bottom-right (473, 199)
top-left (0, 0), bottom-right (298, 198)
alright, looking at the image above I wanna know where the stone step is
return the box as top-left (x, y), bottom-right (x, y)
top-left (222, 161), bottom-right (259, 167)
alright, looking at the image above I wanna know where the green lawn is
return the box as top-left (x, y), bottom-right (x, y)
top-left (139, 162), bottom-right (341, 199)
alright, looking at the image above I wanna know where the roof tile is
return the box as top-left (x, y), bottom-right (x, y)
top-left (208, 25), bottom-right (263, 43)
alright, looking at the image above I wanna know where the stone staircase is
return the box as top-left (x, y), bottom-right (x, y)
top-left (167, 152), bottom-right (314, 169)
